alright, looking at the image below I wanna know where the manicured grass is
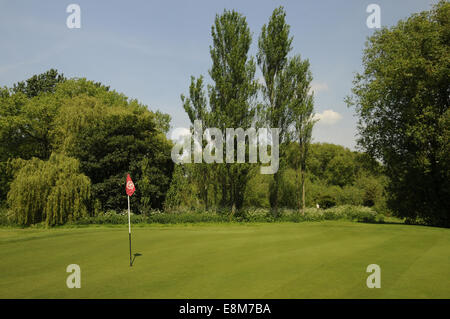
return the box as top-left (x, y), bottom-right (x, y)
top-left (0, 221), bottom-right (449, 298)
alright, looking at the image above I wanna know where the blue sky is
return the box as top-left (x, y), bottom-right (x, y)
top-left (0, 0), bottom-right (436, 149)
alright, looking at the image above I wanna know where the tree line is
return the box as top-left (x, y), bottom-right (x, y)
top-left (0, 70), bottom-right (174, 225)
top-left (179, 7), bottom-right (314, 217)
top-left (0, 3), bottom-right (448, 227)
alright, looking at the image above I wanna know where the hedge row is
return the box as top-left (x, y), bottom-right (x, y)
top-left (65, 205), bottom-right (384, 225)
top-left (0, 205), bottom-right (385, 226)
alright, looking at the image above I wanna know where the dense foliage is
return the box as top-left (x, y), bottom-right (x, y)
top-left (257, 7), bottom-right (315, 214)
top-left (347, 1), bottom-right (449, 226)
top-left (7, 154), bottom-right (90, 226)
top-left (51, 83), bottom-right (173, 212)
top-left (167, 142), bottom-right (388, 214)
top-left (181, 9), bottom-right (259, 212)
top-left (1, 4), bottom-right (446, 228)
top-left (0, 71), bottom-right (174, 224)
top-left (56, 205), bottom-right (384, 226)
top-left (179, 7), bottom-right (315, 216)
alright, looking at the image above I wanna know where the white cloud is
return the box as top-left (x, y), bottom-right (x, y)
top-left (309, 82), bottom-right (328, 95)
top-left (314, 109), bottom-right (343, 125)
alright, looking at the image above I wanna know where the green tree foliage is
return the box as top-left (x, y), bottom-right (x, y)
top-left (181, 9), bottom-right (258, 211)
top-left (0, 70), bottom-right (67, 204)
top-left (243, 168), bottom-right (271, 208)
top-left (347, 1), bottom-right (449, 226)
top-left (12, 69), bottom-right (66, 98)
top-left (0, 161), bottom-right (10, 206)
top-left (7, 153), bottom-right (90, 226)
top-left (324, 153), bottom-right (356, 187)
top-left (51, 84), bottom-right (173, 212)
top-left (164, 164), bottom-right (201, 211)
top-left (181, 76), bottom-right (214, 210)
top-left (258, 7), bottom-right (292, 213)
top-left (1, 71), bottom-right (173, 219)
top-left (354, 174), bottom-right (388, 212)
top-left (209, 10), bottom-right (258, 211)
top-left (0, 86), bottom-right (63, 161)
top-left (243, 143), bottom-right (387, 211)
top-left (307, 143), bottom-right (379, 185)
top-left (208, 10), bottom-right (258, 131)
top-left (285, 57), bottom-right (315, 213)
top-left (257, 7), bottom-right (315, 215)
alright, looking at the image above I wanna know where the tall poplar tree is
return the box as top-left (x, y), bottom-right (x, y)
top-left (257, 7), bottom-right (315, 214)
top-left (182, 9), bottom-right (258, 211)
top-left (209, 9), bottom-right (258, 211)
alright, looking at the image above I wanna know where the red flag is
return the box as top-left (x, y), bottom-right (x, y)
top-left (126, 174), bottom-right (135, 196)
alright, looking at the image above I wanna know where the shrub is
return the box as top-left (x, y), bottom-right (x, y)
top-left (15, 205), bottom-right (385, 226)
top-left (0, 206), bottom-right (10, 226)
top-left (318, 195), bottom-right (337, 209)
top-left (7, 154), bottom-right (91, 226)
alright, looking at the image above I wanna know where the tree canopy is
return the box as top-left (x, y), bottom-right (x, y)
top-left (257, 7), bottom-right (315, 214)
top-left (347, 1), bottom-right (449, 226)
top-left (7, 153), bottom-right (90, 226)
top-left (3, 4), bottom-right (444, 228)
top-left (0, 71), bottom-right (174, 220)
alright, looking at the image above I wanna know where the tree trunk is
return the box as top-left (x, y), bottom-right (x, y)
top-left (271, 171), bottom-right (280, 217)
top-left (230, 203), bottom-right (236, 222)
top-left (204, 184), bottom-right (208, 211)
top-left (302, 175), bottom-right (306, 215)
top-left (296, 169), bottom-right (301, 213)
top-left (299, 166), bottom-right (305, 215)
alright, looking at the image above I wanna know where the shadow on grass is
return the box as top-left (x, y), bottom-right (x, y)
top-left (131, 253), bottom-right (142, 266)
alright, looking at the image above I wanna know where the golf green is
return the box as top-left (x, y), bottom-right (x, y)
top-left (0, 221), bottom-right (449, 298)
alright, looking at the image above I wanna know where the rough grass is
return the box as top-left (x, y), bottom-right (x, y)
top-left (0, 221), bottom-right (449, 298)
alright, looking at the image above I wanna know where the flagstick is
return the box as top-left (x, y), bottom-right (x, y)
top-left (128, 195), bottom-right (132, 267)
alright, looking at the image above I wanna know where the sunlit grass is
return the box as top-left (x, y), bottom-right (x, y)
top-left (0, 221), bottom-right (449, 298)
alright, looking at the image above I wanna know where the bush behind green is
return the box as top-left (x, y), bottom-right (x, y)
top-left (55, 205), bottom-right (384, 226)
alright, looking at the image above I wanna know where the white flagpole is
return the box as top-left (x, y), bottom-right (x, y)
top-left (128, 195), bottom-right (132, 266)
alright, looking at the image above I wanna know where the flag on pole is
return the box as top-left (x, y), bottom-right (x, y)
top-left (126, 174), bottom-right (135, 266)
top-left (126, 174), bottom-right (135, 197)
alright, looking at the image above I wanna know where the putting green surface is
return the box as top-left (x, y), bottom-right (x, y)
top-left (0, 221), bottom-right (449, 299)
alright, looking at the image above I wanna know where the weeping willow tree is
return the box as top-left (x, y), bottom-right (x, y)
top-left (7, 153), bottom-right (91, 226)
